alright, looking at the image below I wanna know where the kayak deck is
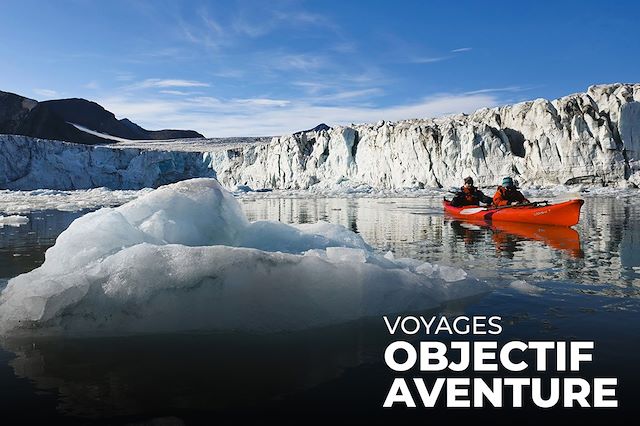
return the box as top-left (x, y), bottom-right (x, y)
top-left (443, 199), bottom-right (584, 226)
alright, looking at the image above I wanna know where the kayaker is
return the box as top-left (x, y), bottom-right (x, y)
top-left (450, 177), bottom-right (493, 207)
top-left (493, 177), bottom-right (529, 206)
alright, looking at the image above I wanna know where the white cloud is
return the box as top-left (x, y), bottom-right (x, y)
top-left (183, 6), bottom-right (338, 51)
top-left (33, 88), bottom-right (58, 98)
top-left (145, 79), bottom-right (210, 88)
top-left (199, 10), bottom-right (224, 35)
top-left (159, 90), bottom-right (191, 96)
top-left (411, 56), bottom-right (450, 64)
top-left (127, 79), bottom-right (211, 90)
top-left (96, 93), bottom-right (499, 138)
top-left (83, 81), bottom-right (99, 90)
top-left (316, 88), bottom-right (384, 101)
top-left (331, 42), bottom-right (357, 53)
top-left (180, 13), bottom-right (227, 50)
top-left (292, 71), bottom-right (387, 97)
top-left (211, 69), bottom-right (246, 79)
top-left (463, 86), bottom-right (528, 95)
top-left (231, 17), bottom-right (272, 38)
top-left (292, 81), bottom-right (331, 94)
top-left (273, 10), bottom-right (333, 27)
top-left (276, 54), bottom-right (328, 71)
top-left (233, 98), bottom-right (291, 107)
top-left (115, 72), bottom-right (135, 82)
top-left (451, 47), bottom-right (472, 53)
top-left (232, 10), bottom-right (338, 39)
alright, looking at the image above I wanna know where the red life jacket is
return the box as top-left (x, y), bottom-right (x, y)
top-left (493, 186), bottom-right (529, 206)
top-left (459, 186), bottom-right (481, 205)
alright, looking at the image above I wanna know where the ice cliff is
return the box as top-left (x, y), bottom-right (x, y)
top-left (1, 83), bottom-right (639, 190)
top-left (0, 135), bottom-right (215, 190)
top-left (211, 83), bottom-right (640, 189)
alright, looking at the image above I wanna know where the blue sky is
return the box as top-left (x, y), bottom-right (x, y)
top-left (1, 0), bottom-right (638, 137)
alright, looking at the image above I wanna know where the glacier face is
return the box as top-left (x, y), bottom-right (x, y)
top-left (0, 134), bottom-right (215, 190)
top-left (1, 83), bottom-right (639, 191)
top-left (211, 83), bottom-right (640, 189)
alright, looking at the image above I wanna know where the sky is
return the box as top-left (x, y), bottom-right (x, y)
top-left (1, 0), bottom-right (639, 137)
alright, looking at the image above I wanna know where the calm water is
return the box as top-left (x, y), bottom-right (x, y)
top-left (0, 195), bottom-right (639, 423)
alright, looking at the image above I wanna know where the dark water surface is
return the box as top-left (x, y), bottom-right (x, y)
top-left (0, 195), bottom-right (638, 424)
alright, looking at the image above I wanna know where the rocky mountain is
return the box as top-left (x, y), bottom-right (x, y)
top-left (0, 91), bottom-right (204, 144)
top-left (0, 91), bottom-right (38, 134)
top-left (209, 83), bottom-right (640, 189)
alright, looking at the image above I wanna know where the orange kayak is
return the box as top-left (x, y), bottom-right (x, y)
top-left (443, 199), bottom-right (584, 226)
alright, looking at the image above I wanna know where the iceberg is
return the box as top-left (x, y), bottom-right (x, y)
top-left (0, 215), bottom-right (29, 228)
top-left (0, 178), bottom-right (486, 335)
top-left (509, 280), bottom-right (544, 295)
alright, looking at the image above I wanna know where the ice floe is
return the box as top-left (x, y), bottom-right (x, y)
top-left (0, 178), bottom-right (486, 335)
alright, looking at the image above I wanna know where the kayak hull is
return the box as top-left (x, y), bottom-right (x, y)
top-left (443, 199), bottom-right (584, 226)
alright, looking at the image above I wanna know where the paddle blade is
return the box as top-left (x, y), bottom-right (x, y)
top-left (459, 207), bottom-right (487, 215)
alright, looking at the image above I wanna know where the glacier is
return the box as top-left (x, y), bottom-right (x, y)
top-left (0, 178), bottom-right (486, 335)
top-left (0, 83), bottom-right (639, 191)
top-left (0, 134), bottom-right (216, 190)
top-left (211, 83), bottom-right (640, 190)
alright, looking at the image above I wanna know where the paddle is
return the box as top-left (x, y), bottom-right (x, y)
top-left (458, 200), bottom-right (549, 215)
top-left (459, 206), bottom-right (489, 215)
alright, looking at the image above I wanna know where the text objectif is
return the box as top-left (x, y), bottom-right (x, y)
top-left (382, 315), bottom-right (617, 409)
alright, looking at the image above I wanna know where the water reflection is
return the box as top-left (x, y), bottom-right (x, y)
top-left (239, 196), bottom-right (640, 292)
top-left (1, 288), bottom-right (638, 422)
top-left (447, 219), bottom-right (583, 259)
top-left (0, 297), bottom-right (480, 419)
top-left (0, 195), bottom-right (639, 421)
top-left (3, 328), bottom-right (385, 418)
top-left (0, 210), bottom-right (87, 279)
top-left (1, 197), bottom-right (637, 291)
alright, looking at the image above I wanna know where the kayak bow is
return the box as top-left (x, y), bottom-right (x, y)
top-left (443, 199), bottom-right (584, 226)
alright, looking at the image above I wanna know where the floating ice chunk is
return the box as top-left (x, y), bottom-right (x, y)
top-left (303, 249), bottom-right (327, 258)
top-left (0, 243), bottom-right (485, 334)
top-left (0, 178), bottom-right (486, 335)
top-left (0, 188), bottom-right (150, 215)
top-left (0, 215), bottom-right (29, 228)
top-left (43, 209), bottom-right (155, 275)
top-left (233, 184), bottom-right (253, 193)
top-left (392, 257), bottom-right (424, 269)
top-left (510, 280), bottom-right (544, 294)
top-left (326, 247), bottom-right (367, 263)
top-left (415, 262), bottom-right (435, 277)
top-left (295, 222), bottom-right (370, 250)
top-left (238, 221), bottom-right (366, 254)
top-left (437, 265), bottom-right (467, 282)
top-left (384, 251), bottom-right (395, 260)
